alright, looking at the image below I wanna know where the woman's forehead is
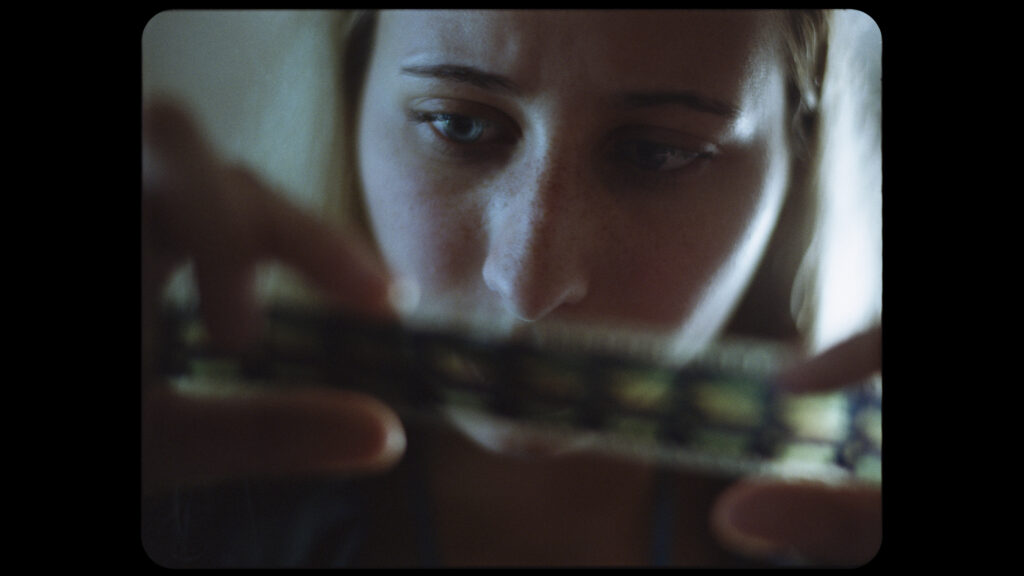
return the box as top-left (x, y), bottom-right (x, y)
top-left (375, 10), bottom-right (785, 99)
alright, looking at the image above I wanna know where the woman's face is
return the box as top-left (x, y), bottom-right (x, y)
top-left (358, 10), bottom-right (792, 346)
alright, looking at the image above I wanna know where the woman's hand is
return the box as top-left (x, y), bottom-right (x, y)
top-left (142, 99), bottom-right (406, 495)
top-left (710, 327), bottom-right (882, 566)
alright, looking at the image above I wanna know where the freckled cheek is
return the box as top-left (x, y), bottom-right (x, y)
top-left (607, 229), bottom-right (730, 328)
top-left (608, 155), bottom-right (778, 329)
top-left (362, 163), bottom-right (485, 294)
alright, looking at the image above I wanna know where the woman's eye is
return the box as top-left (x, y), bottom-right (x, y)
top-left (616, 140), bottom-right (707, 172)
top-left (418, 112), bottom-right (491, 144)
top-left (408, 104), bottom-right (519, 163)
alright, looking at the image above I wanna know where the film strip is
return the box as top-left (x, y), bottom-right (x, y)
top-left (157, 306), bottom-right (881, 484)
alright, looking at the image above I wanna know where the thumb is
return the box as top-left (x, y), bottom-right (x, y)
top-left (711, 479), bottom-right (882, 566)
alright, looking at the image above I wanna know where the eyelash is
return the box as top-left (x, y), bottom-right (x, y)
top-left (409, 110), bottom-right (515, 162)
top-left (408, 108), bottom-right (715, 182)
top-left (613, 139), bottom-right (714, 174)
top-left (415, 112), bottom-right (490, 143)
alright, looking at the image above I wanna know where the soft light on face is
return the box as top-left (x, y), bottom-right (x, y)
top-left (357, 10), bottom-right (793, 348)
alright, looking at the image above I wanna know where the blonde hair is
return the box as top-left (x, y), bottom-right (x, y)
top-left (801, 11), bottom-right (882, 351)
top-left (729, 10), bottom-right (882, 351)
top-left (724, 9), bottom-right (831, 343)
top-left (327, 10), bottom-right (377, 238)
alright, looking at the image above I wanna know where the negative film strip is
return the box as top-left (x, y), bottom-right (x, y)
top-left (157, 305), bottom-right (882, 484)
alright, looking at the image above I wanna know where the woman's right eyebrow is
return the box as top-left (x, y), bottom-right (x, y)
top-left (400, 64), bottom-right (521, 95)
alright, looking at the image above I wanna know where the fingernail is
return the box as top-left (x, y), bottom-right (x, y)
top-left (301, 396), bottom-right (405, 473)
top-left (713, 486), bottom-right (797, 562)
top-left (352, 397), bottom-right (408, 470)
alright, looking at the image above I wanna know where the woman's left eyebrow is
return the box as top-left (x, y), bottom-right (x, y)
top-left (616, 91), bottom-right (740, 120)
top-left (400, 64), bottom-right (521, 95)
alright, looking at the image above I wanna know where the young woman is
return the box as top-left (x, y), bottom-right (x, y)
top-left (142, 10), bottom-right (881, 566)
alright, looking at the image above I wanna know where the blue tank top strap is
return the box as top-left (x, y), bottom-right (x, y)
top-left (650, 466), bottom-right (676, 566)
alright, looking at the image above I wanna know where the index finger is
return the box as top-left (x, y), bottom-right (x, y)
top-left (224, 164), bottom-right (398, 318)
top-left (141, 382), bottom-right (407, 496)
top-left (775, 326), bottom-right (881, 393)
top-left (143, 101), bottom-right (398, 343)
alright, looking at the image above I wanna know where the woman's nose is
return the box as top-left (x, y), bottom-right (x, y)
top-left (482, 156), bottom-right (591, 322)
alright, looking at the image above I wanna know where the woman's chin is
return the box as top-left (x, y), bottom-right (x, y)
top-left (440, 407), bottom-right (605, 461)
